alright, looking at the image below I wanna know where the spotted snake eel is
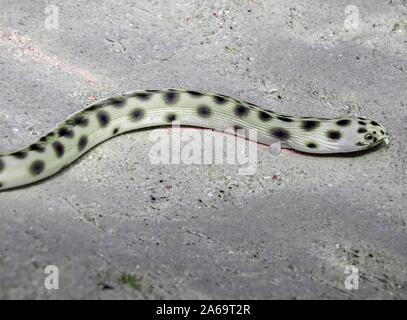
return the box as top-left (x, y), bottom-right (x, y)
top-left (0, 89), bottom-right (389, 191)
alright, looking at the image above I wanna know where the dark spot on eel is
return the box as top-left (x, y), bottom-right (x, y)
top-left (327, 130), bottom-right (342, 140)
top-left (187, 90), bottom-right (204, 97)
top-left (164, 91), bottom-right (179, 104)
top-left (130, 108), bottom-right (144, 121)
top-left (197, 105), bottom-right (211, 118)
top-left (58, 127), bottom-right (74, 138)
top-left (29, 144), bottom-right (45, 153)
top-left (52, 141), bottom-right (65, 158)
top-left (12, 151), bottom-right (28, 159)
top-left (78, 136), bottom-right (88, 151)
top-left (133, 92), bottom-right (152, 100)
top-left (336, 119), bottom-right (351, 126)
top-left (30, 160), bottom-right (45, 175)
top-left (213, 95), bottom-right (228, 104)
top-left (97, 110), bottom-right (110, 127)
top-left (234, 104), bottom-right (249, 117)
top-left (270, 127), bottom-right (290, 140)
top-left (258, 111), bottom-right (272, 121)
top-left (277, 116), bottom-right (293, 122)
top-left (166, 113), bottom-right (177, 122)
top-left (302, 120), bottom-right (320, 131)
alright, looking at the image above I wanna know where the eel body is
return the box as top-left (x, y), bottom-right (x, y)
top-left (0, 89), bottom-right (389, 191)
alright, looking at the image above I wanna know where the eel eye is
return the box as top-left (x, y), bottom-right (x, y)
top-left (365, 133), bottom-right (373, 141)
